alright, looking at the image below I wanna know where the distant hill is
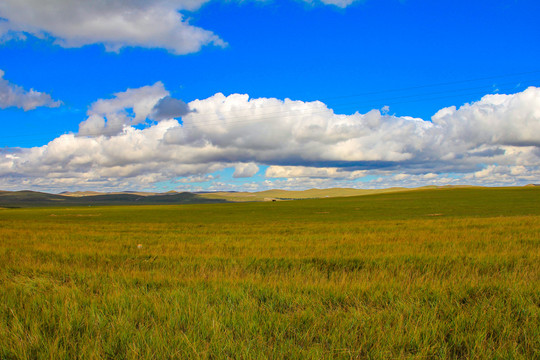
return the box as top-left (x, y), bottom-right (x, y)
top-left (60, 190), bottom-right (170, 197)
top-left (198, 187), bottom-right (414, 202)
top-left (0, 191), bottom-right (228, 207)
top-left (0, 185), bottom-right (505, 207)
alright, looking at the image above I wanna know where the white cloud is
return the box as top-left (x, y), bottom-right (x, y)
top-left (177, 174), bottom-right (215, 183)
top-left (0, 0), bottom-right (372, 55)
top-left (303, 0), bottom-right (363, 8)
top-left (164, 93), bottom-right (433, 165)
top-left (432, 87), bottom-right (540, 148)
top-left (0, 69), bottom-right (61, 110)
top-left (233, 163), bottom-right (260, 178)
top-left (464, 164), bottom-right (540, 185)
top-left (1, 85), bottom-right (539, 191)
top-left (316, 0), bottom-right (360, 8)
top-left (78, 82), bottom-right (170, 136)
top-left (266, 166), bottom-right (366, 179)
top-left (0, 0), bottom-right (224, 54)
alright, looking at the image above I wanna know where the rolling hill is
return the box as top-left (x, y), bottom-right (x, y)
top-left (0, 190), bottom-right (228, 207)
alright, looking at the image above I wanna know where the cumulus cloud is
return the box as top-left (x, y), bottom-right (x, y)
top-left (304, 0), bottom-right (362, 8)
top-left (266, 166), bottom-right (366, 179)
top-left (1, 120), bottom-right (228, 191)
top-left (233, 163), bottom-right (259, 178)
top-left (432, 88), bottom-right (540, 148)
top-left (78, 82), bottom-right (186, 136)
top-left (317, 0), bottom-right (359, 8)
top-left (164, 93), bottom-right (433, 166)
top-left (0, 0), bottom-right (371, 55)
top-left (177, 174), bottom-right (216, 183)
top-left (0, 0), bottom-right (224, 54)
top-left (0, 69), bottom-right (61, 111)
top-left (1, 85), bottom-right (539, 191)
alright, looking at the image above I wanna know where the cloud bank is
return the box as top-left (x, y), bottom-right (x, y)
top-left (0, 0), bottom-right (224, 54)
top-left (0, 69), bottom-right (60, 111)
top-left (1, 85), bottom-right (539, 191)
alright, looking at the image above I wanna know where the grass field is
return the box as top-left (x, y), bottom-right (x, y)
top-left (198, 187), bottom-right (413, 202)
top-left (0, 187), bottom-right (539, 359)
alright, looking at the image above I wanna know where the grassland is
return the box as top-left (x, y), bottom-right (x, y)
top-left (0, 187), bottom-right (539, 359)
top-left (198, 187), bottom-right (413, 202)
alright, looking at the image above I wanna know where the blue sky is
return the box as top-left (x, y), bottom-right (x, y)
top-left (1, 0), bottom-right (539, 192)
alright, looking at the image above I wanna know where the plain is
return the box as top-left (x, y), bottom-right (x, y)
top-left (0, 187), bottom-right (539, 359)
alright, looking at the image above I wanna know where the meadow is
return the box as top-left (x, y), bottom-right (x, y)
top-left (0, 187), bottom-right (539, 359)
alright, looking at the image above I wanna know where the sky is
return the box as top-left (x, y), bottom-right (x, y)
top-left (0, 0), bottom-right (539, 192)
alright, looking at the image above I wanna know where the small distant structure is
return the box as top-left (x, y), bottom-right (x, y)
top-left (137, 244), bottom-right (143, 249)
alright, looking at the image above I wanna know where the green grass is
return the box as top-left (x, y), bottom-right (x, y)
top-left (0, 187), bottom-right (539, 359)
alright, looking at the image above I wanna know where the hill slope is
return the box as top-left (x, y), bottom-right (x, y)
top-left (0, 191), bottom-right (229, 207)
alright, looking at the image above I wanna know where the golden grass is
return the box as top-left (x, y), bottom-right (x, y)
top-left (199, 187), bottom-right (414, 202)
top-left (0, 187), bottom-right (539, 359)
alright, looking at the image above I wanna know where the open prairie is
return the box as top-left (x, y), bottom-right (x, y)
top-left (0, 187), bottom-right (539, 359)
